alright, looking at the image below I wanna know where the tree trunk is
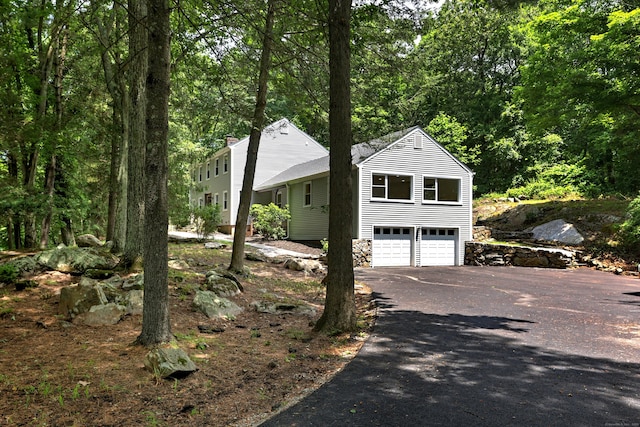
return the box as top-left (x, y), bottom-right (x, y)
top-left (229, 0), bottom-right (277, 273)
top-left (137, 0), bottom-right (172, 346)
top-left (40, 25), bottom-right (67, 249)
top-left (314, 0), bottom-right (356, 333)
top-left (106, 121), bottom-right (119, 242)
top-left (60, 216), bottom-right (75, 246)
top-left (122, 0), bottom-right (147, 268)
top-left (39, 155), bottom-right (56, 249)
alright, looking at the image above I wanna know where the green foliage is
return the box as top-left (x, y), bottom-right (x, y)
top-left (427, 112), bottom-right (479, 167)
top-left (505, 163), bottom-right (586, 200)
top-left (320, 238), bottom-right (329, 254)
top-left (0, 264), bottom-right (19, 285)
top-left (618, 196), bottom-right (640, 252)
top-left (191, 204), bottom-right (221, 241)
top-left (250, 203), bottom-right (291, 240)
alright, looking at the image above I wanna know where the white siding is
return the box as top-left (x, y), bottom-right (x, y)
top-left (358, 129), bottom-right (473, 266)
top-left (288, 177), bottom-right (329, 240)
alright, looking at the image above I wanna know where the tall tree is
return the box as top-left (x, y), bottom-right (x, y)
top-left (314, 0), bottom-right (356, 333)
top-left (229, 0), bottom-right (277, 273)
top-left (137, 0), bottom-right (172, 345)
top-left (122, 0), bottom-right (147, 267)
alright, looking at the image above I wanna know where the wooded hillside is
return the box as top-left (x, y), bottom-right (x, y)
top-left (1, 0), bottom-right (639, 250)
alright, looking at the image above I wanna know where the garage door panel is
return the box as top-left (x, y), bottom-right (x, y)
top-left (373, 227), bottom-right (412, 267)
top-left (421, 229), bottom-right (456, 266)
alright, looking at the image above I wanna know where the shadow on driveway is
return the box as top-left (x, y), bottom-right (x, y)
top-left (261, 269), bottom-right (640, 426)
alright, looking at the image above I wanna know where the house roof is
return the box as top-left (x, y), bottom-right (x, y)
top-left (255, 155), bottom-right (330, 191)
top-left (255, 126), bottom-right (467, 191)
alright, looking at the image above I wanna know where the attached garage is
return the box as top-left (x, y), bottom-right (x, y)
top-left (372, 227), bottom-right (413, 267)
top-left (420, 228), bottom-right (457, 266)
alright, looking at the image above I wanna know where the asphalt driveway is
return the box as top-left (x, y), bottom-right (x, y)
top-left (261, 266), bottom-right (640, 426)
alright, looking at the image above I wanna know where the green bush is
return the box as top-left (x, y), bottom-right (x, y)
top-left (618, 195), bottom-right (640, 252)
top-left (250, 203), bottom-right (291, 240)
top-left (191, 204), bottom-right (222, 241)
top-left (0, 264), bottom-right (18, 285)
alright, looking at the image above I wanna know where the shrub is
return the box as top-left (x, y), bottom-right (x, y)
top-left (618, 195), bottom-right (640, 253)
top-left (0, 264), bottom-right (18, 285)
top-left (250, 203), bottom-right (291, 240)
top-left (191, 204), bottom-right (222, 241)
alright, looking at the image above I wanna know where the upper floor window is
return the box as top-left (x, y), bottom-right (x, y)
top-left (198, 166), bottom-right (203, 182)
top-left (371, 173), bottom-right (413, 201)
top-left (215, 158), bottom-right (220, 176)
top-left (206, 162), bottom-right (210, 179)
top-left (303, 181), bottom-right (312, 207)
top-left (423, 177), bottom-right (460, 203)
top-left (223, 155), bottom-right (229, 174)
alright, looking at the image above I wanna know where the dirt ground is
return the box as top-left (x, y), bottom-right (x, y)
top-left (0, 241), bottom-right (374, 427)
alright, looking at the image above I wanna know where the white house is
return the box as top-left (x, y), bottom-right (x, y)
top-left (255, 127), bottom-right (474, 267)
top-left (190, 118), bottom-right (329, 234)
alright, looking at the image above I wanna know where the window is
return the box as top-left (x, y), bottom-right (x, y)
top-left (423, 177), bottom-right (460, 203)
top-left (214, 193), bottom-right (219, 206)
top-left (223, 155), bottom-right (229, 174)
top-left (204, 193), bottom-right (212, 205)
top-left (198, 166), bottom-right (202, 182)
top-left (223, 191), bottom-right (228, 211)
top-left (371, 173), bottom-right (412, 201)
top-left (303, 181), bottom-right (312, 207)
top-left (206, 162), bottom-right (210, 179)
top-left (276, 189), bottom-right (283, 208)
top-left (215, 158), bottom-right (220, 176)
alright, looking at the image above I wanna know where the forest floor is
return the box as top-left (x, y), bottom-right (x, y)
top-left (0, 241), bottom-right (375, 427)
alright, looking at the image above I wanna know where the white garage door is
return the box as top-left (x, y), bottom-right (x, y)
top-left (372, 227), bottom-right (412, 267)
top-left (421, 228), bottom-right (457, 266)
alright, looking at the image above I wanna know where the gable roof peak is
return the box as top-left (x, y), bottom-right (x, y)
top-left (351, 126), bottom-right (421, 164)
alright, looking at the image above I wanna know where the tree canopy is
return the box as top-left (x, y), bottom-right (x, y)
top-left (1, 0), bottom-right (640, 249)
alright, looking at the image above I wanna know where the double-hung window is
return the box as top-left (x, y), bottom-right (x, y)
top-left (303, 181), bottom-right (312, 207)
top-left (371, 173), bottom-right (413, 201)
top-left (423, 177), bottom-right (460, 203)
top-left (214, 158), bottom-right (220, 176)
top-left (223, 191), bottom-right (228, 211)
top-left (206, 162), bottom-right (210, 179)
top-left (223, 155), bottom-right (229, 174)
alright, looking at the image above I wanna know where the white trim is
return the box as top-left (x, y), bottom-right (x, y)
top-left (357, 164), bottom-right (363, 239)
top-left (421, 175), bottom-right (462, 205)
top-left (214, 158), bottom-right (220, 177)
top-left (370, 171), bottom-right (414, 202)
top-left (303, 181), bottom-right (312, 207)
top-left (223, 154), bottom-right (229, 174)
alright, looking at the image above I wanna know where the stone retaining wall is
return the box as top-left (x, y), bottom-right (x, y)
top-left (465, 241), bottom-right (574, 269)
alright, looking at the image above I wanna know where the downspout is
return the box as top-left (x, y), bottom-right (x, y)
top-left (285, 183), bottom-right (290, 239)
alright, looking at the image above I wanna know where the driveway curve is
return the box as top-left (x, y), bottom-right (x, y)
top-left (260, 266), bottom-right (640, 427)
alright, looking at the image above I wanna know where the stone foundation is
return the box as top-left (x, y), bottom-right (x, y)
top-left (352, 239), bottom-right (372, 268)
top-left (465, 241), bottom-right (574, 269)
